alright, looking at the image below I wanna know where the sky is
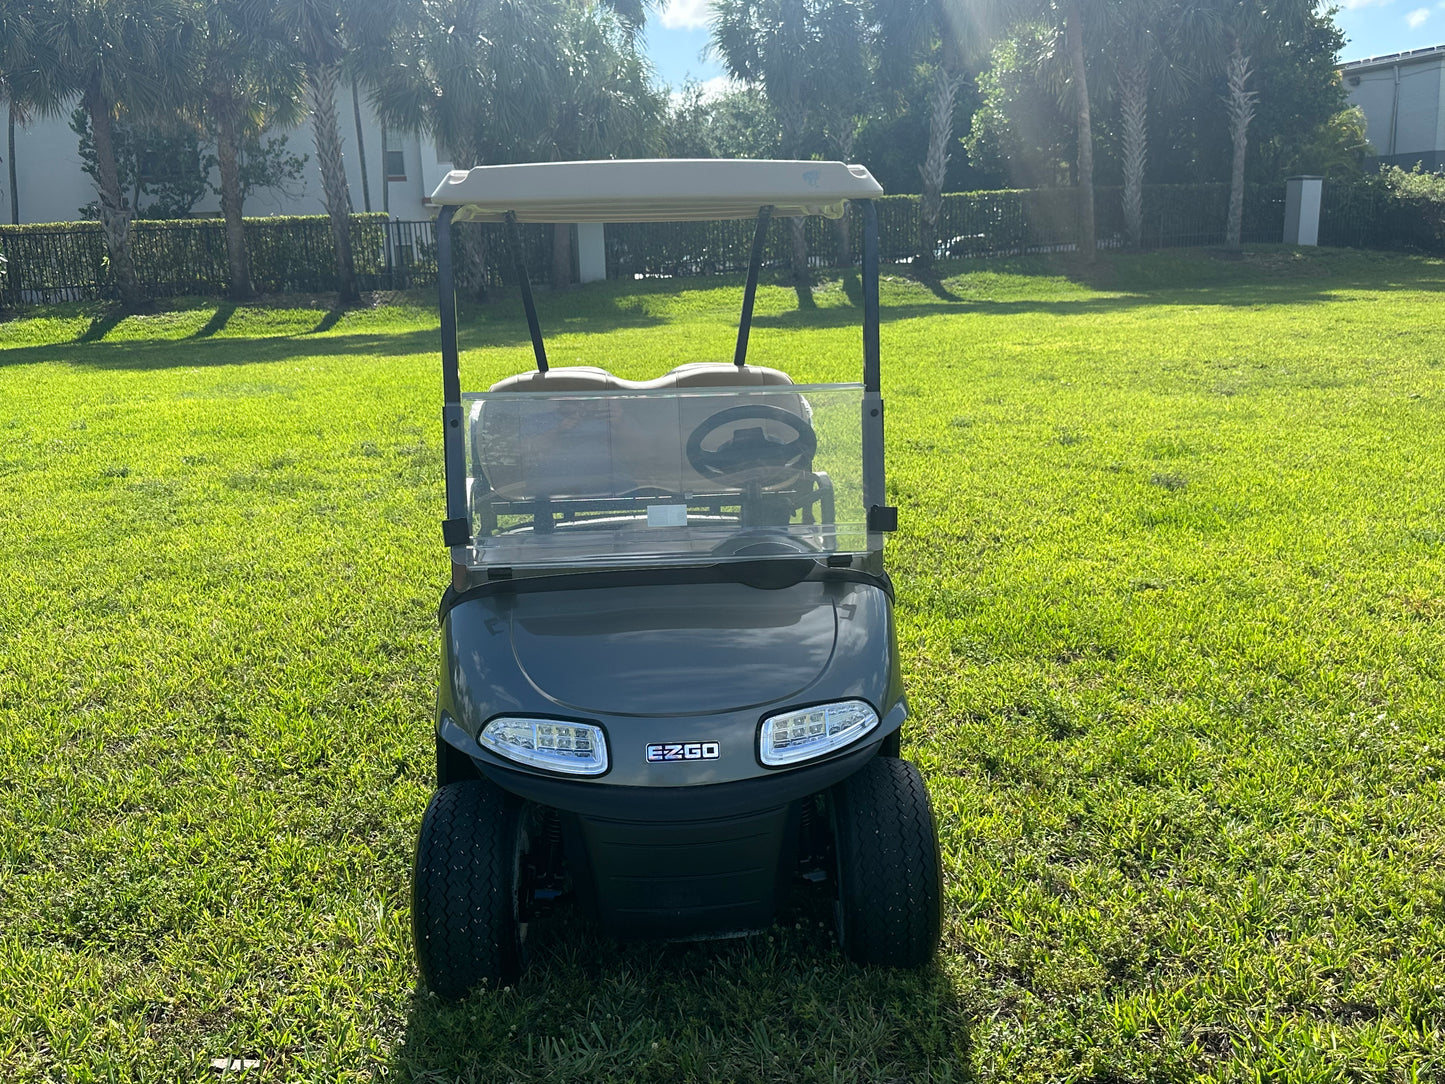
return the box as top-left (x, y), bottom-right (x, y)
top-left (646, 0), bottom-right (726, 91)
top-left (642, 0), bottom-right (1445, 93)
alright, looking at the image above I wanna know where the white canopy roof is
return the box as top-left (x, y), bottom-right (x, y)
top-left (429, 159), bottom-right (884, 223)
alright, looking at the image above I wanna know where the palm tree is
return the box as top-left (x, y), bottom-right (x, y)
top-left (1101, 0), bottom-right (1185, 249)
top-left (200, 0), bottom-right (305, 299)
top-left (365, 0), bottom-right (562, 298)
top-left (969, 0), bottom-right (1099, 260)
top-left (710, 0), bottom-right (835, 303)
top-left (265, 0), bottom-right (395, 303)
top-left (1219, 10), bottom-right (1258, 250)
top-left (0, 0), bottom-right (45, 224)
top-left (40, 0), bottom-right (198, 307)
top-left (873, 0), bottom-right (999, 268)
top-left (1176, 0), bottom-right (1310, 249)
top-left (809, 0), bottom-right (869, 265)
top-left (1060, 0), bottom-right (1096, 262)
top-left (536, 1), bottom-right (664, 287)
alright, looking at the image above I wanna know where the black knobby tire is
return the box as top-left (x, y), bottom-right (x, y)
top-left (412, 779), bottom-right (525, 999)
top-left (831, 756), bottom-right (942, 968)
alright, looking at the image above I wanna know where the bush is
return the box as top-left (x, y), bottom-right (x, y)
top-left (1376, 165), bottom-right (1445, 253)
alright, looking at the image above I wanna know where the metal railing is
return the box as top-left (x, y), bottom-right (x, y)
top-left (0, 181), bottom-right (1433, 309)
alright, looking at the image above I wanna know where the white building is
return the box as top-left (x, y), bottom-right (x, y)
top-left (1341, 44), bottom-right (1445, 172)
top-left (1, 92), bottom-right (450, 225)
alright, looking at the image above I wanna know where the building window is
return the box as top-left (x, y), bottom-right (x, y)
top-left (385, 149), bottom-right (406, 181)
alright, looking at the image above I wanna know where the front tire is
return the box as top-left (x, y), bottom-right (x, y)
top-left (831, 757), bottom-right (942, 967)
top-left (412, 779), bottom-right (526, 999)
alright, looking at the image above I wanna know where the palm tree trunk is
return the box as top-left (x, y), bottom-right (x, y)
top-left (1119, 59), bottom-right (1148, 250)
top-left (351, 77), bottom-right (371, 214)
top-left (7, 102), bottom-right (18, 225)
top-left (918, 67), bottom-right (965, 271)
top-left (460, 222), bottom-right (489, 302)
top-left (788, 216), bottom-right (811, 303)
top-left (832, 209), bottom-right (851, 268)
top-left (308, 62), bottom-right (358, 302)
top-left (551, 223), bottom-right (571, 289)
top-left (831, 129), bottom-right (856, 267)
top-left (1064, 0), bottom-right (1096, 263)
top-left (86, 93), bottom-right (142, 308)
top-left (778, 97), bottom-right (812, 306)
top-left (213, 97), bottom-right (252, 300)
top-left (1224, 41), bottom-right (1255, 251)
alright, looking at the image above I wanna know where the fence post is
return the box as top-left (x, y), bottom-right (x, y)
top-left (1284, 176), bottom-right (1323, 246)
top-left (576, 222), bottom-right (606, 283)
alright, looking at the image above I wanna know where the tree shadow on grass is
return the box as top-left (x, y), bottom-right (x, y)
top-left (310, 306), bottom-right (347, 334)
top-left (0, 293), bottom-right (669, 371)
top-left (190, 302), bottom-right (237, 339)
top-left (912, 269), bottom-right (966, 303)
top-left (746, 248), bottom-right (1445, 334)
top-left (386, 899), bottom-right (972, 1084)
top-left (7, 249), bottom-right (1441, 371)
top-left (75, 310), bottom-right (127, 344)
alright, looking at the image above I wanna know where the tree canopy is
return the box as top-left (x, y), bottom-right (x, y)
top-left (0, 0), bottom-right (1363, 295)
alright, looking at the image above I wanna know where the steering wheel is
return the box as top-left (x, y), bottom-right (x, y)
top-left (684, 404), bottom-right (817, 487)
top-left (710, 529), bottom-right (819, 558)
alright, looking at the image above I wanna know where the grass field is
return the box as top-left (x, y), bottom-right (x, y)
top-left (1, 247), bottom-right (1443, 1083)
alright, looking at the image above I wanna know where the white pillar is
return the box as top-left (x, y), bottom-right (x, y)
top-left (1284, 176), bottom-right (1324, 246)
top-left (576, 222), bottom-right (607, 283)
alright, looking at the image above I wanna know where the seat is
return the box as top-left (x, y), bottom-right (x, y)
top-left (467, 363), bottom-right (823, 542)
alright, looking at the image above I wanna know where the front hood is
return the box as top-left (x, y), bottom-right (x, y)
top-left (507, 581), bottom-right (838, 717)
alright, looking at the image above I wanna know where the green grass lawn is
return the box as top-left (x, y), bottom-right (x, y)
top-left (2, 247), bottom-right (1443, 1083)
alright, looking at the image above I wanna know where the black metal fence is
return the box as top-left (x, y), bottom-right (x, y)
top-left (0, 180), bottom-right (1433, 309)
top-left (0, 215), bottom-right (444, 305)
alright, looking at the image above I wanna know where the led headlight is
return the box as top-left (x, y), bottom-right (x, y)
top-left (759, 700), bottom-right (879, 767)
top-left (479, 717), bottom-right (609, 775)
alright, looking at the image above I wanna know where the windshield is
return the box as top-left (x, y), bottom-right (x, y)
top-left (462, 383), bottom-right (869, 569)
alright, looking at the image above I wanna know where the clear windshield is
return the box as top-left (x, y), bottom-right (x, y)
top-left (463, 383), bottom-right (868, 569)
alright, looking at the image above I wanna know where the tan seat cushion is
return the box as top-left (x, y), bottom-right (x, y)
top-left (472, 364), bottom-right (810, 500)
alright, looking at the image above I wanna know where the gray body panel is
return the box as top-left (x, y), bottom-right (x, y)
top-left (438, 573), bottom-right (903, 793)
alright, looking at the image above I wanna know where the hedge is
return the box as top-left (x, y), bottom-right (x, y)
top-left (0, 179), bottom-right (1437, 309)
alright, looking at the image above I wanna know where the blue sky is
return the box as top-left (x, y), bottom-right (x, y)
top-left (642, 0), bottom-right (1443, 93)
top-left (646, 0), bottom-right (726, 91)
top-left (1334, 0), bottom-right (1445, 61)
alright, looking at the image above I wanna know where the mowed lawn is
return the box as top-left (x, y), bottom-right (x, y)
top-left (1, 247), bottom-right (1443, 1083)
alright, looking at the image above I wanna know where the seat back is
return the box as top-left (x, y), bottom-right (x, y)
top-left (470, 364), bottom-right (810, 500)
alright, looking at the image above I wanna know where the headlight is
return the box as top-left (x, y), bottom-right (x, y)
top-left (479, 717), bottom-right (609, 775)
top-left (759, 700), bottom-right (878, 767)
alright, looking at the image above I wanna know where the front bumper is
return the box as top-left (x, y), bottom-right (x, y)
top-left (442, 722), bottom-right (888, 939)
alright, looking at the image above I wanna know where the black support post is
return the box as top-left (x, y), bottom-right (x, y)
top-left (437, 206), bottom-right (461, 403)
top-left (506, 211), bottom-right (549, 373)
top-left (861, 200), bottom-right (881, 393)
top-left (734, 206), bottom-right (773, 368)
top-left (437, 205), bottom-right (470, 551)
top-left (859, 199), bottom-right (892, 534)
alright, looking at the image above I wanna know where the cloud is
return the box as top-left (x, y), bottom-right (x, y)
top-left (659, 0), bottom-right (712, 31)
top-left (1406, 5), bottom-right (1430, 25)
top-left (669, 76), bottom-right (742, 105)
top-left (694, 75), bottom-right (738, 100)
top-left (1336, 0), bottom-right (1392, 8)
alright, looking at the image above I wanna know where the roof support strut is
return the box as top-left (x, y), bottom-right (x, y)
top-left (436, 205), bottom-right (470, 552)
top-left (506, 211), bottom-right (549, 373)
top-left (437, 205), bottom-right (461, 403)
top-left (733, 206), bottom-right (773, 368)
top-left (860, 199), bottom-right (880, 394)
top-left (859, 199), bottom-right (894, 534)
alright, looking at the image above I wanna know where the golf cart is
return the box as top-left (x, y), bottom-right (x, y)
top-left (415, 159), bottom-right (942, 999)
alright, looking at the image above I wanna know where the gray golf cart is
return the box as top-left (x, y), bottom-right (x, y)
top-left (415, 159), bottom-right (942, 999)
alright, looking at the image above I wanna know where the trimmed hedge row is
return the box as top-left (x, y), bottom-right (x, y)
top-left (0, 180), bottom-right (1437, 308)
